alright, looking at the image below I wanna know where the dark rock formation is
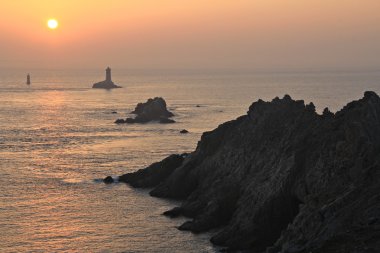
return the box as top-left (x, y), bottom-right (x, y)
top-left (159, 118), bottom-right (176, 124)
top-left (103, 176), bottom-right (114, 184)
top-left (119, 154), bottom-right (185, 188)
top-left (123, 97), bottom-right (175, 124)
top-left (118, 91), bottom-right (380, 252)
top-left (180, 129), bottom-right (189, 134)
top-left (163, 207), bottom-right (183, 218)
top-left (114, 118), bottom-right (126, 124)
top-left (92, 80), bottom-right (121, 89)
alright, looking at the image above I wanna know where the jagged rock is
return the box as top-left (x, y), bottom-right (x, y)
top-left (322, 107), bottom-right (334, 118)
top-left (180, 129), bottom-right (189, 134)
top-left (306, 102), bottom-right (316, 112)
top-left (103, 176), bottom-right (114, 184)
top-left (123, 97), bottom-right (175, 124)
top-left (132, 97), bottom-right (173, 116)
top-left (119, 91), bottom-right (380, 252)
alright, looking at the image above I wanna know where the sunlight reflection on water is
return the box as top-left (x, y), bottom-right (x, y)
top-left (0, 69), bottom-right (380, 252)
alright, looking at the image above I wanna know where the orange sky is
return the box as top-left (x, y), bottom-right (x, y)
top-left (0, 0), bottom-right (379, 70)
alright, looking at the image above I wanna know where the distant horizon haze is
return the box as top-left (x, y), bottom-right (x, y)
top-left (1, 0), bottom-right (379, 71)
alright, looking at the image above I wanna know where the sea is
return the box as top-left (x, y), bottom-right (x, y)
top-left (1, 69), bottom-right (380, 252)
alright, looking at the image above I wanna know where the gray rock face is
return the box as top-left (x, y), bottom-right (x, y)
top-left (119, 91), bottom-right (380, 252)
top-left (125, 97), bottom-right (175, 124)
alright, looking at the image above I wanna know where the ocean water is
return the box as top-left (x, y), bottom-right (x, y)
top-left (0, 69), bottom-right (380, 252)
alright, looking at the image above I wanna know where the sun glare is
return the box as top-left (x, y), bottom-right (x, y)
top-left (47, 19), bottom-right (58, 29)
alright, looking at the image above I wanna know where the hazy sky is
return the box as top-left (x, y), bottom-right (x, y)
top-left (1, 0), bottom-right (379, 70)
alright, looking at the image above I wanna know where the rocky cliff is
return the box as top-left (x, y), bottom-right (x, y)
top-left (116, 91), bottom-right (380, 252)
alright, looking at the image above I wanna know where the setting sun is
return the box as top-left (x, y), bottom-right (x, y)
top-left (1, 1), bottom-right (380, 253)
top-left (47, 19), bottom-right (58, 29)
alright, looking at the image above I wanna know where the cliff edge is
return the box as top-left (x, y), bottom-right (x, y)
top-left (116, 91), bottom-right (380, 252)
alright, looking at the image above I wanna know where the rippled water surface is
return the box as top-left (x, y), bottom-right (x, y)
top-left (1, 69), bottom-right (380, 252)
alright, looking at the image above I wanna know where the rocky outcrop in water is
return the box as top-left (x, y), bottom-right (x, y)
top-left (116, 97), bottom-right (175, 124)
top-left (116, 91), bottom-right (380, 252)
top-left (92, 80), bottom-right (121, 89)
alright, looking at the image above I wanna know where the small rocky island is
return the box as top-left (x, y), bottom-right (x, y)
top-left (115, 97), bottom-right (175, 124)
top-left (107, 91), bottom-right (380, 252)
top-left (92, 67), bottom-right (121, 89)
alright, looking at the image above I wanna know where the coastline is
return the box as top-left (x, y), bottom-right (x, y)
top-left (112, 91), bottom-right (380, 252)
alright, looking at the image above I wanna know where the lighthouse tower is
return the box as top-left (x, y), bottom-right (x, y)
top-left (106, 67), bottom-right (112, 82)
top-left (92, 66), bottom-right (120, 89)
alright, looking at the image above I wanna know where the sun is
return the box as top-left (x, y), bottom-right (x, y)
top-left (47, 19), bottom-right (59, 30)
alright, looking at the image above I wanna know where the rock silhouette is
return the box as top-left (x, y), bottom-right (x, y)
top-left (116, 91), bottom-right (380, 252)
top-left (118, 154), bottom-right (185, 188)
top-left (92, 67), bottom-right (121, 89)
top-left (116, 97), bottom-right (175, 124)
top-left (114, 118), bottom-right (126, 124)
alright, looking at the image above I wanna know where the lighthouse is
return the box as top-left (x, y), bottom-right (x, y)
top-left (26, 74), bottom-right (31, 85)
top-left (92, 67), bottom-right (121, 89)
top-left (106, 67), bottom-right (112, 82)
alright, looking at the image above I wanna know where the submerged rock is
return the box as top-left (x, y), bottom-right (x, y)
top-left (180, 129), bottom-right (189, 134)
top-left (124, 97), bottom-right (175, 124)
top-left (118, 91), bottom-right (380, 252)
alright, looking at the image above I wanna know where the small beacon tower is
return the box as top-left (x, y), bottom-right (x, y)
top-left (106, 67), bottom-right (112, 82)
top-left (27, 74), bottom-right (31, 85)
